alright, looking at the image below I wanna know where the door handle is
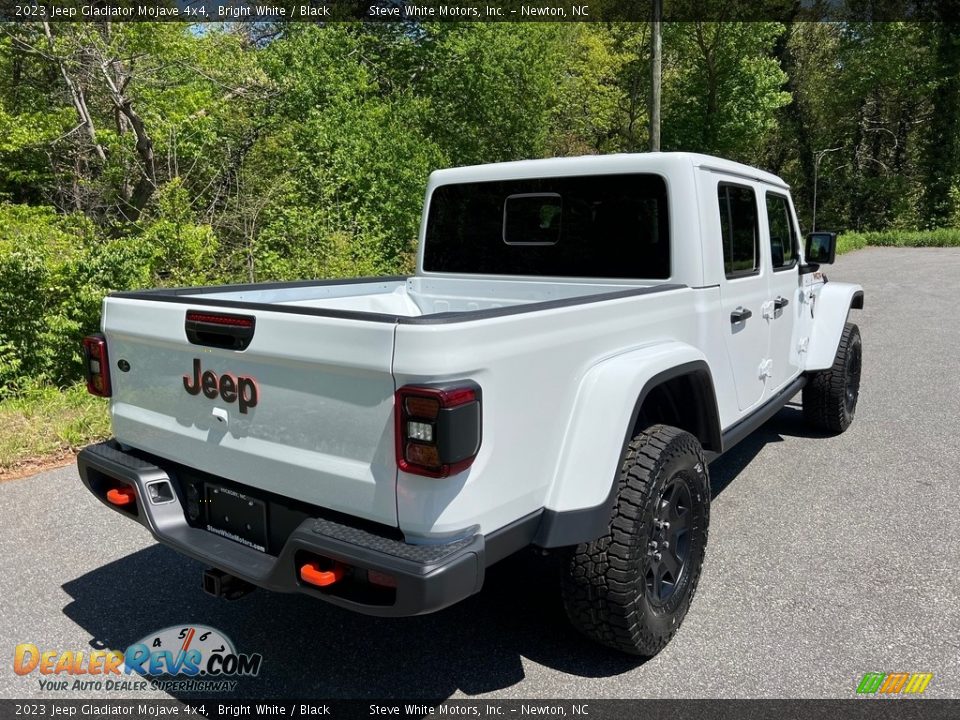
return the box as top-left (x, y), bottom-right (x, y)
top-left (730, 307), bottom-right (753, 324)
top-left (774, 296), bottom-right (790, 311)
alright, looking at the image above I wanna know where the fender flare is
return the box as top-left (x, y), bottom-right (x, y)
top-left (534, 342), bottom-right (720, 548)
top-left (804, 282), bottom-right (864, 371)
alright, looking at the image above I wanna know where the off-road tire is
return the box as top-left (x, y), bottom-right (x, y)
top-left (561, 425), bottom-right (710, 656)
top-left (803, 322), bottom-right (862, 433)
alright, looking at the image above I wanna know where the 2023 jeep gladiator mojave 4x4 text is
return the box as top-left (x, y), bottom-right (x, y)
top-left (77, 153), bottom-right (863, 656)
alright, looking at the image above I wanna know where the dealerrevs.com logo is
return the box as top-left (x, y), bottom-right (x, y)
top-left (14, 625), bottom-right (263, 693)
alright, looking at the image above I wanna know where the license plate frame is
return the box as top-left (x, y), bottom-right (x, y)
top-left (205, 484), bottom-right (268, 553)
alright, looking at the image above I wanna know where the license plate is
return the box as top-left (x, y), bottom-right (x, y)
top-left (205, 485), bottom-right (268, 552)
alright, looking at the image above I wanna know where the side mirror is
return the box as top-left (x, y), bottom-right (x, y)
top-left (806, 231), bottom-right (837, 265)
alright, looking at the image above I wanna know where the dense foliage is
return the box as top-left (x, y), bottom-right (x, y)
top-left (0, 20), bottom-right (958, 394)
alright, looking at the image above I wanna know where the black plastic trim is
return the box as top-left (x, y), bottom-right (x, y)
top-left (731, 307), bottom-right (753, 324)
top-left (719, 181), bottom-right (762, 279)
top-left (851, 290), bottom-right (864, 309)
top-left (725, 269), bottom-right (762, 280)
top-left (806, 231), bottom-right (838, 265)
top-left (115, 275), bottom-right (410, 297)
top-left (184, 311), bottom-right (256, 351)
top-left (437, 402), bottom-right (482, 464)
top-left (533, 360), bottom-right (721, 548)
top-left (765, 190), bottom-right (801, 273)
top-left (77, 442), bottom-right (484, 617)
top-left (772, 259), bottom-right (800, 273)
top-left (111, 278), bottom-right (686, 326)
top-left (400, 283), bottom-right (686, 325)
top-left (534, 368), bottom-right (805, 547)
top-left (113, 278), bottom-right (409, 325)
top-left (715, 374), bottom-right (807, 455)
top-left (483, 510), bottom-right (543, 567)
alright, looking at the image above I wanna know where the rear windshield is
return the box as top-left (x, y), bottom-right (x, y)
top-left (422, 174), bottom-right (670, 279)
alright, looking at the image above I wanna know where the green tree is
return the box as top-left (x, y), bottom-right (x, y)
top-left (221, 25), bottom-right (444, 281)
top-left (0, 22), bottom-right (265, 224)
top-left (661, 22), bottom-right (791, 160)
top-left (779, 22), bottom-right (936, 231)
top-left (548, 25), bottom-right (629, 155)
top-left (922, 16), bottom-right (960, 225)
top-left (417, 23), bottom-right (570, 165)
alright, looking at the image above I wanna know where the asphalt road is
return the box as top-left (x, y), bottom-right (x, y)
top-left (2, 247), bottom-right (959, 701)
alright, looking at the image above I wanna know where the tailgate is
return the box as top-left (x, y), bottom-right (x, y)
top-left (102, 297), bottom-right (398, 526)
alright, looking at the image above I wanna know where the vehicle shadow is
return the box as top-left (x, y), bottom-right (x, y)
top-left (709, 403), bottom-right (828, 499)
top-left (61, 404), bottom-right (818, 701)
top-left (61, 547), bottom-right (637, 701)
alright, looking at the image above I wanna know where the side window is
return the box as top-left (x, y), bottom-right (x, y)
top-left (765, 193), bottom-right (798, 270)
top-left (717, 184), bottom-right (760, 278)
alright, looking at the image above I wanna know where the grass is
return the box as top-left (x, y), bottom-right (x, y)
top-left (837, 227), bottom-right (960, 255)
top-left (0, 382), bottom-right (110, 475)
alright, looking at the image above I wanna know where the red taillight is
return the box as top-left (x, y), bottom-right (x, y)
top-left (395, 383), bottom-right (482, 478)
top-left (82, 334), bottom-right (111, 397)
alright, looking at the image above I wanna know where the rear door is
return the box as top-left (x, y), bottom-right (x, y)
top-left (102, 297), bottom-right (399, 526)
top-left (715, 182), bottom-right (769, 411)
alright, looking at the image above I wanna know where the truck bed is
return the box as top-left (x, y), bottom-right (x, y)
top-left (118, 276), bottom-right (672, 321)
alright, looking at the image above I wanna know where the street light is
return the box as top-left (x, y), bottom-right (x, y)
top-left (812, 146), bottom-right (842, 232)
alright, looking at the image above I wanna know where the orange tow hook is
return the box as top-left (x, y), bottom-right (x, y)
top-left (106, 487), bottom-right (136, 506)
top-left (300, 561), bottom-right (346, 587)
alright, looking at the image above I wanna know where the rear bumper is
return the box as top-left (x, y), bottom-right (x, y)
top-left (76, 441), bottom-right (485, 617)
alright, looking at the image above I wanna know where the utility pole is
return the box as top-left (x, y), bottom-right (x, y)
top-left (650, 0), bottom-right (662, 152)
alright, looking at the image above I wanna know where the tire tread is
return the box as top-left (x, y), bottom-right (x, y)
top-left (562, 425), bottom-right (709, 656)
top-left (803, 322), bottom-right (861, 433)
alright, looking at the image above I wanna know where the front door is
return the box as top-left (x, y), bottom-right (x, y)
top-left (762, 191), bottom-right (802, 393)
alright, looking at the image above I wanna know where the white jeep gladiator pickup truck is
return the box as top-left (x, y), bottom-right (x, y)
top-left (77, 153), bottom-right (863, 656)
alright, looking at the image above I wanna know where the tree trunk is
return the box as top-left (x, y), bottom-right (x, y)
top-left (99, 61), bottom-right (156, 222)
top-left (42, 22), bottom-right (107, 165)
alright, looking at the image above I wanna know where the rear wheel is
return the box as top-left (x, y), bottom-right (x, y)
top-left (561, 425), bottom-right (710, 656)
top-left (803, 322), bottom-right (862, 433)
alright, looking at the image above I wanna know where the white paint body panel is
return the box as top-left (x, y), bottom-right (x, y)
top-left (803, 281), bottom-right (864, 370)
top-left (392, 288), bottom-right (711, 537)
top-left (101, 152), bottom-right (860, 540)
top-left (546, 341), bottom-right (711, 515)
top-left (104, 296), bottom-right (400, 526)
